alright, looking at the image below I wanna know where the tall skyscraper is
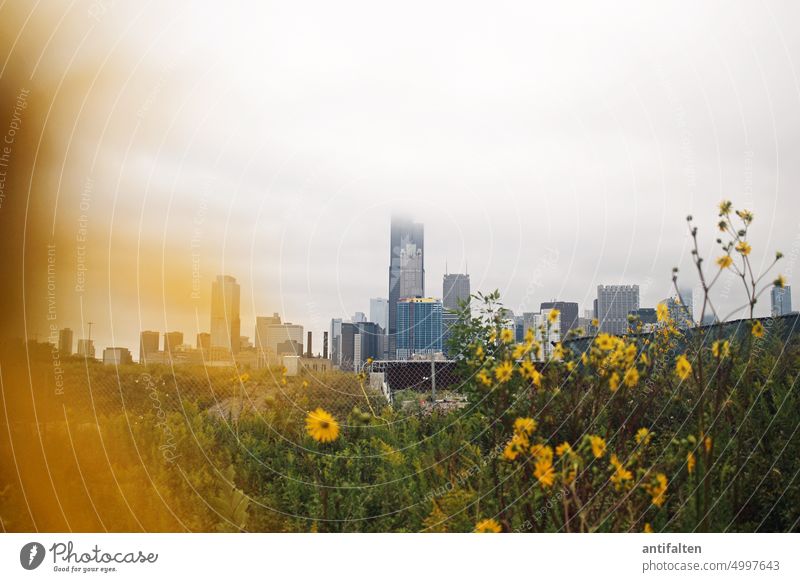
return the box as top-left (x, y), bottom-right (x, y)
top-left (369, 297), bottom-right (389, 331)
top-left (77, 339), bottom-right (95, 359)
top-left (597, 285), bottom-right (640, 335)
top-left (388, 215), bottom-right (424, 358)
top-left (396, 297), bottom-right (442, 360)
top-left (399, 242), bottom-right (424, 299)
top-left (139, 330), bottom-right (159, 363)
top-left (329, 318), bottom-right (343, 365)
top-left (352, 311), bottom-right (367, 323)
top-left (210, 275), bottom-right (241, 354)
top-left (540, 301), bottom-right (579, 339)
top-left (58, 328), bottom-right (73, 356)
top-left (443, 273), bottom-right (470, 311)
top-left (163, 331), bottom-right (184, 353)
top-left (772, 285), bottom-right (792, 316)
top-left (441, 273), bottom-right (470, 357)
top-left (196, 332), bottom-right (211, 352)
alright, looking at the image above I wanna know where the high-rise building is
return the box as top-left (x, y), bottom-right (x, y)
top-left (661, 296), bottom-right (692, 329)
top-left (139, 330), bottom-right (160, 363)
top-left (210, 275), bottom-right (241, 354)
top-left (629, 308), bottom-right (658, 332)
top-left (369, 298), bottom-right (389, 331)
top-left (597, 285), bottom-right (639, 335)
top-left (338, 322), bottom-right (356, 370)
top-left (102, 347), bottom-right (132, 366)
top-left (352, 311), bottom-right (367, 323)
top-left (388, 216), bottom-right (424, 358)
top-left (440, 274), bottom-right (470, 357)
top-left (77, 339), bottom-right (96, 359)
top-left (163, 331), bottom-right (184, 353)
top-left (399, 242), bottom-right (424, 299)
top-left (443, 273), bottom-right (470, 312)
top-left (353, 322), bottom-right (382, 371)
top-left (58, 328), bottom-right (73, 356)
top-left (196, 332), bottom-right (211, 352)
top-left (771, 285), bottom-right (792, 316)
top-left (329, 318), bottom-right (343, 365)
top-left (255, 313), bottom-right (282, 352)
top-left (522, 310), bottom-right (561, 360)
top-left (396, 297), bottom-right (442, 360)
top-left (540, 301), bottom-right (579, 339)
top-left (254, 315), bottom-right (303, 356)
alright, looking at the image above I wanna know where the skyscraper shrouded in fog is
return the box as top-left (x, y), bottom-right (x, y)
top-left (772, 285), bottom-right (792, 316)
top-left (597, 285), bottom-right (639, 336)
top-left (58, 328), bottom-right (73, 356)
top-left (210, 275), bottom-right (241, 355)
top-left (388, 215), bottom-right (424, 358)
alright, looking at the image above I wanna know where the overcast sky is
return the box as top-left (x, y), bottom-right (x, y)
top-left (7, 0), bottom-right (800, 352)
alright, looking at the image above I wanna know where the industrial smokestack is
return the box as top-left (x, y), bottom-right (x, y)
top-left (306, 331), bottom-right (312, 358)
top-left (323, 331), bottom-right (328, 359)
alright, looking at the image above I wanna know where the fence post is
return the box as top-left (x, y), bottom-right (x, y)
top-left (430, 352), bottom-right (436, 400)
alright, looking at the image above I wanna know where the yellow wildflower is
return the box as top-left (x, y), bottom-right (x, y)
top-left (711, 340), bottom-right (730, 359)
top-left (643, 523), bottom-right (654, 533)
top-left (656, 303), bottom-right (669, 322)
top-left (610, 454), bottom-right (633, 489)
top-left (595, 333), bottom-right (615, 351)
top-left (635, 428), bottom-right (652, 446)
top-left (524, 327), bottom-right (534, 345)
top-left (529, 443), bottom-right (554, 462)
top-left (704, 435), bottom-right (713, 454)
top-left (687, 451), bottom-right (696, 475)
top-left (552, 343), bottom-right (565, 361)
top-left (609, 372), bottom-right (621, 392)
top-left (513, 417), bottom-right (537, 436)
top-left (473, 343), bottom-right (485, 360)
top-left (534, 458), bottom-right (556, 488)
top-left (645, 473), bottom-right (668, 507)
top-left (548, 309), bottom-right (560, 324)
top-left (716, 255), bottom-right (733, 269)
top-left (476, 370), bottom-right (493, 387)
top-left (555, 442), bottom-right (573, 457)
top-left (502, 433), bottom-right (528, 462)
top-left (719, 200), bottom-right (732, 215)
top-left (589, 435), bottom-right (607, 459)
top-left (623, 367), bottom-right (639, 388)
top-left (305, 408), bottom-right (340, 443)
top-left (751, 321), bottom-right (765, 338)
top-left (500, 328), bottom-right (514, 344)
top-left (494, 360), bottom-right (514, 383)
top-left (520, 360), bottom-right (542, 387)
top-left (675, 354), bottom-right (692, 380)
top-left (512, 343), bottom-right (529, 359)
top-left (735, 241), bottom-right (752, 256)
top-left (474, 518), bottom-right (501, 533)
top-left (774, 274), bottom-right (786, 288)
